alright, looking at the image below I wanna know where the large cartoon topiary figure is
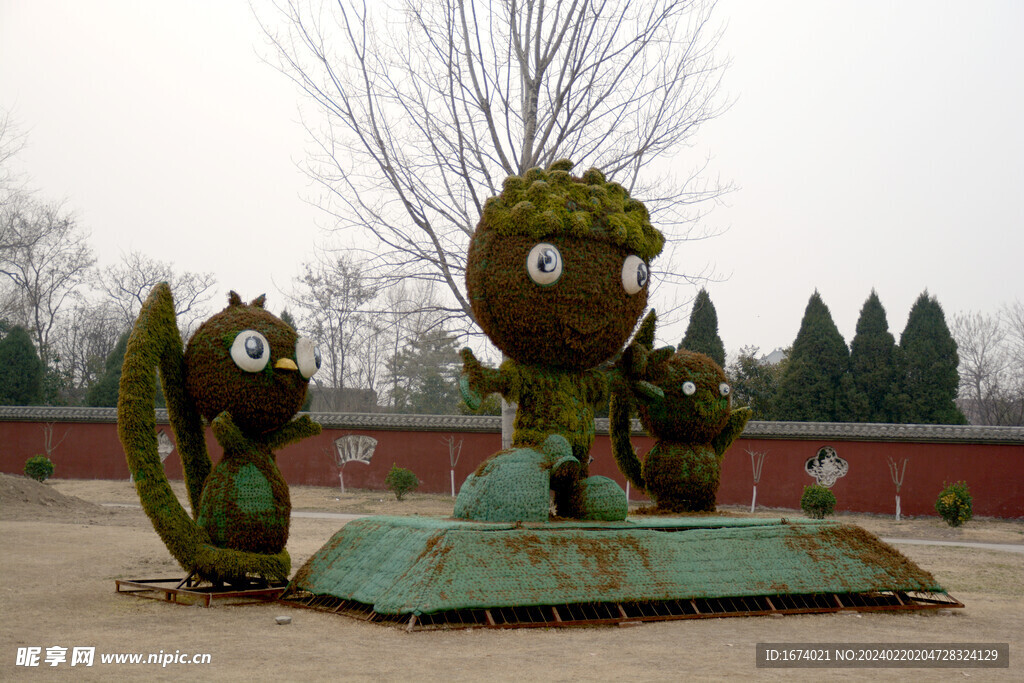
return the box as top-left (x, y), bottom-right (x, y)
top-left (610, 312), bottom-right (751, 512)
top-left (117, 284), bottom-right (322, 584)
top-left (455, 160), bottom-right (664, 522)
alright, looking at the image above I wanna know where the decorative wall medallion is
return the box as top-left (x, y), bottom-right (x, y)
top-left (805, 446), bottom-right (848, 487)
top-left (334, 434), bottom-right (378, 466)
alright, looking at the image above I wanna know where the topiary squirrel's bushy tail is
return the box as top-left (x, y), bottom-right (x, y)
top-left (609, 388), bottom-right (646, 492)
top-left (117, 283), bottom-right (289, 584)
top-left (609, 310), bottom-right (658, 494)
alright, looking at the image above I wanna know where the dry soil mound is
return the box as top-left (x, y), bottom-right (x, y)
top-left (0, 472), bottom-right (106, 521)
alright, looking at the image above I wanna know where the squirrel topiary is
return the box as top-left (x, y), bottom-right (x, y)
top-left (610, 312), bottom-right (751, 512)
top-left (117, 284), bottom-right (322, 585)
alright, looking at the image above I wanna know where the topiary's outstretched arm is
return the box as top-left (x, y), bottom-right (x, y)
top-left (117, 283), bottom-right (290, 584)
top-left (712, 407), bottom-right (752, 458)
top-left (265, 414), bottom-right (322, 452)
top-left (459, 347), bottom-right (508, 410)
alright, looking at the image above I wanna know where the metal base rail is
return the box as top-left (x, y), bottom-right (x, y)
top-left (115, 576), bottom-right (287, 608)
top-left (281, 590), bottom-right (963, 631)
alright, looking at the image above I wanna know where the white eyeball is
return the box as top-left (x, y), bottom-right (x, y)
top-left (720, 383), bottom-right (731, 396)
top-left (230, 330), bottom-right (270, 373)
top-left (682, 381), bottom-right (696, 396)
top-left (296, 337), bottom-right (321, 379)
top-left (621, 255), bottom-right (649, 295)
top-left (526, 243), bottom-right (563, 286)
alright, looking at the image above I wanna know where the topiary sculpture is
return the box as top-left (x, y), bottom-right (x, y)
top-left (117, 283), bottom-right (322, 585)
top-left (455, 160), bottom-right (664, 522)
top-left (610, 312), bottom-right (751, 512)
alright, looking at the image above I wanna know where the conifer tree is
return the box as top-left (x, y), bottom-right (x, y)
top-left (897, 291), bottom-right (967, 424)
top-left (85, 332), bottom-right (130, 407)
top-left (727, 346), bottom-right (787, 421)
top-left (847, 290), bottom-right (899, 422)
top-left (0, 326), bottom-right (43, 405)
top-left (774, 291), bottom-right (849, 421)
top-left (679, 288), bottom-right (726, 367)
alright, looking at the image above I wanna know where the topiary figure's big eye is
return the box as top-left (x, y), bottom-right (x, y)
top-left (682, 381), bottom-right (696, 396)
top-left (719, 383), bottom-right (731, 396)
top-left (230, 330), bottom-right (270, 373)
top-left (621, 255), bottom-right (649, 295)
top-left (296, 337), bottom-right (321, 379)
top-left (526, 242), bottom-right (563, 286)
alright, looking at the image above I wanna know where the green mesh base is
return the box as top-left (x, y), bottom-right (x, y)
top-left (287, 516), bottom-right (942, 616)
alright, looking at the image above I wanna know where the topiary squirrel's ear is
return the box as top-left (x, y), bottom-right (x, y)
top-left (228, 291), bottom-right (243, 307)
top-left (634, 309), bottom-right (657, 350)
top-left (251, 294), bottom-right (267, 309)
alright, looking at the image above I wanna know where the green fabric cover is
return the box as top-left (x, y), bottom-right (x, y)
top-left (290, 516), bottom-right (941, 616)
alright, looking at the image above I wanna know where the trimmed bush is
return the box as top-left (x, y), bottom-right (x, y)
top-left (935, 481), bottom-right (972, 527)
top-left (801, 484), bottom-right (836, 519)
top-left (385, 464), bottom-right (419, 501)
top-left (24, 455), bottom-right (55, 482)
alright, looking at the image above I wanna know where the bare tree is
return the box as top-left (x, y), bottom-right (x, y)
top-left (0, 198), bottom-right (95, 366)
top-left (51, 298), bottom-right (124, 400)
top-left (0, 109), bottom-right (30, 212)
top-left (261, 0), bottom-right (728, 327)
top-left (290, 251), bottom-right (379, 409)
top-left (96, 251), bottom-right (217, 337)
top-left (952, 309), bottom-right (1024, 426)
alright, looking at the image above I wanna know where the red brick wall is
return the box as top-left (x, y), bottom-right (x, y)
top-left (2, 415), bottom-right (1021, 518)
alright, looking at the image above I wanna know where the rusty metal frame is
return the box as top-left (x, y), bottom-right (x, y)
top-left (280, 590), bottom-right (963, 631)
top-left (115, 577), bottom-right (287, 608)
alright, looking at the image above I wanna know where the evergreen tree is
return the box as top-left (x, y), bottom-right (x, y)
top-left (774, 291), bottom-right (849, 421)
top-left (726, 345), bottom-right (787, 421)
top-left (0, 326), bottom-right (43, 405)
top-left (85, 332), bottom-right (130, 407)
top-left (897, 291), bottom-right (967, 424)
top-left (847, 290), bottom-right (899, 422)
top-left (388, 327), bottom-right (462, 414)
top-left (679, 288), bottom-right (726, 367)
top-left (279, 309), bottom-right (297, 330)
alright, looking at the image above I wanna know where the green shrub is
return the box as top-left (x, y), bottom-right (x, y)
top-left (24, 455), bottom-right (55, 483)
top-left (935, 481), bottom-right (972, 527)
top-left (384, 464), bottom-right (419, 501)
top-left (800, 484), bottom-right (836, 519)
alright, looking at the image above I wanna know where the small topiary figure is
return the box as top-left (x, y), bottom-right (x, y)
top-left (610, 312), bottom-right (751, 512)
top-left (24, 455), bottom-right (54, 483)
top-left (384, 464), bottom-right (419, 501)
top-left (118, 284), bottom-right (322, 585)
top-left (800, 484), bottom-right (837, 519)
top-left (935, 481), bottom-right (972, 527)
top-left (455, 160), bottom-right (664, 522)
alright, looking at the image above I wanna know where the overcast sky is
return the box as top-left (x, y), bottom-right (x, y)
top-left (2, 0), bottom-right (1022, 360)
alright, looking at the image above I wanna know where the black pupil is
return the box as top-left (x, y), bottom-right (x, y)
top-left (636, 262), bottom-right (649, 287)
top-left (314, 347), bottom-right (322, 368)
top-left (244, 336), bottom-right (264, 360)
top-left (538, 249), bottom-right (557, 273)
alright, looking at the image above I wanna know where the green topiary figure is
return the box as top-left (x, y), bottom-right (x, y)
top-left (455, 161), bottom-right (664, 522)
top-left (117, 284), bottom-right (322, 585)
top-left (610, 311), bottom-right (751, 512)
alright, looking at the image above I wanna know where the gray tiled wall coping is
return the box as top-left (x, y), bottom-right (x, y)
top-left (2, 406), bottom-right (1022, 444)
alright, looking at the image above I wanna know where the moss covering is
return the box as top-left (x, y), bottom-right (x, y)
top-left (479, 160), bottom-right (664, 261)
top-left (117, 284), bottom-right (320, 585)
top-left (455, 161), bottom-right (664, 522)
top-left (611, 312), bottom-right (751, 512)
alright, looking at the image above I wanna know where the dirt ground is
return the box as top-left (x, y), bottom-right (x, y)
top-left (1, 474), bottom-right (1021, 681)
